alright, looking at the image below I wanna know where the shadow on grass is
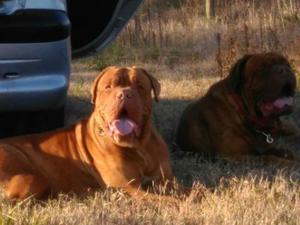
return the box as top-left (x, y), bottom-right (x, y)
top-left (0, 95), bottom-right (91, 139)
top-left (0, 109), bottom-right (64, 139)
top-left (150, 96), bottom-right (300, 189)
top-left (0, 95), bottom-right (299, 192)
top-left (65, 95), bottom-right (92, 125)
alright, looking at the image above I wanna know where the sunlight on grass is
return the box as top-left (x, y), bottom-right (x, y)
top-left (1, 0), bottom-right (300, 224)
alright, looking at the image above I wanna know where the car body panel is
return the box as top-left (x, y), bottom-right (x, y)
top-left (0, 39), bottom-right (70, 111)
top-left (0, 0), bottom-right (143, 112)
top-left (0, 0), bottom-right (67, 14)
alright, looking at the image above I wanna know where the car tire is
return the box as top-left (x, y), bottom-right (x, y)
top-left (33, 106), bottom-right (66, 133)
top-left (0, 106), bottom-right (65, 138)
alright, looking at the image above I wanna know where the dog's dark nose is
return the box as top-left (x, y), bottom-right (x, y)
top-left (281, 81), bottom-right (295, 96)
top-left (276, 65), bottom-right (293, 76)
top-left (273, 65), bottom-right (296, 95)
top-left (117, 90), bottom-right (133, 100)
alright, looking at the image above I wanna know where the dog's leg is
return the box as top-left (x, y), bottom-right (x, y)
top-left (261, 148), bottom-right (300, 167)
top-left (5, 173), bottom-right (49, 199)
top-left (123, 184), bottom-right (186, 205)
top-left (143, 160), bottom-right (204, 201)
top-left (0, 146), bottom-right (50, 199)
top-left (280, 119), bottom-right (300, 136)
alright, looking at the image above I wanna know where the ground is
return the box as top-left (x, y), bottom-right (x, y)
top-left (1, 0), bottom-right (300, 224)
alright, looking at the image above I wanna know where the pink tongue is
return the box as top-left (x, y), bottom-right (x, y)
top-left (110, 119), bottom-right (135, 136)
top-left (273, 97), bottom-right (293, 108)
top-left (261, 97), bottom-right (294, 116)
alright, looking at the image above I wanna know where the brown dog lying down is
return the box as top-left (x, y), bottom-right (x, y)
top-left (0, 66), bottom-right (184, 200)
top-left (176, 52), bottom-right (299, 165)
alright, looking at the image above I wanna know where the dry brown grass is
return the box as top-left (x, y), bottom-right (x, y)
top-left (1, 0), bottom-right (300, 224)
top-left (1, 171), bottom-right (300, 225)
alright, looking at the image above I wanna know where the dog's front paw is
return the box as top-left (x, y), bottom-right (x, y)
top-left (280, 119), bottom-right (300, 136)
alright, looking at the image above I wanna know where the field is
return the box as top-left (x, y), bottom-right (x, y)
top-left (1, 0), bottom-right (300, 224)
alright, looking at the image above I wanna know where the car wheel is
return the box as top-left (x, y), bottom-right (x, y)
top-left (0, 106), bottom-right (65, 138)
top-left (32, 106), bottom-right (66, 133)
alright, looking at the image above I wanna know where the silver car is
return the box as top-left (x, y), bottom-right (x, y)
top-left (0, 0), bottom-right (143, 137)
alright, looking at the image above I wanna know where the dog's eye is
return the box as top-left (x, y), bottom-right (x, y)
top-left (137, 84), bottom-right (145, 90)
top-left (104, 85), bottom-right (111, 90)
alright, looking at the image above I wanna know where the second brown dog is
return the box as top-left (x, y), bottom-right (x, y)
top-left (176, 52), bottom-right (299, 165)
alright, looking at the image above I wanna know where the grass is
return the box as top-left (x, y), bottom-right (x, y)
top-left (1, 0), bottom-right (300, 224)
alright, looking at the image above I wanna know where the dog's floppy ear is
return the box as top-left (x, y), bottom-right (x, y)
top-left (91, 66), bottom-right (115, 104)
top-left (227, 54), bottom-right (252, 93)
top-left (135, 67), bottom-right (161, 102)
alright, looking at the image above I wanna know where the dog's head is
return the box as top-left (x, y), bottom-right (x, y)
top-left (226, 52), bottom-right (296, 117)
top-left (90, 66), bottom-right (160, 147)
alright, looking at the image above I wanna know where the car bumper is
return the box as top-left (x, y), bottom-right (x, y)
top-left (0, 38), bottom-right (71, 112)
top-left (0, 74), bottom-right (68, 111)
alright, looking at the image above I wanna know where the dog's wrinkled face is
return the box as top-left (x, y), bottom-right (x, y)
top-left (228, 52), bottom-right (296, 117)
top-left (91, 66), bottom-right (160, 147)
